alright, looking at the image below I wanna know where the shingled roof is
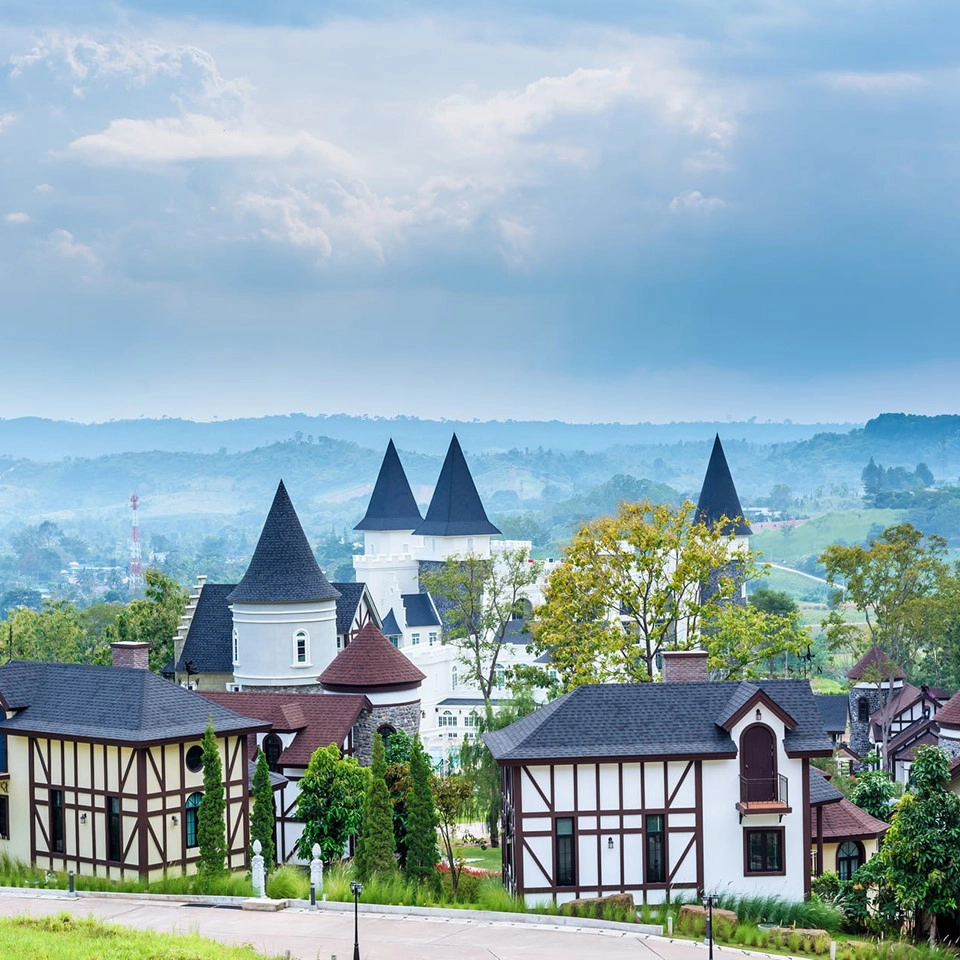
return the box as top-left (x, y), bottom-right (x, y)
top-left (485, 679), bottom-right (832, 762)
top-left (354, 439), bottom-right (424, 531)
top-left (228, 481), bottom-right (341, 604)
top-left (815, 694), bottom-right (849, 736)
top-left (381, 608), bottom-right (402, 638)
top-left (809, 767), bottom-right (845, 806)
top-left (936, 690), bottom-right (960, 729)
top-left (331, 582), bottom-right (375, 636)
top-left (847, 646), bottom-right (906, 682)
top-left (319, 623), bottom-right (425, 690)
top-left (176, 582), bottom-right (236, 674)
top-left (810, 797), bottom-right (889, 842)
top-left (696, 435), bottom-right (751, 536)
top-left (402, 593), bottom-right (440, 628)
top-left (413, 435), bottom-right (501, 537)
top-left (0, 661), bottom-right (269, 744)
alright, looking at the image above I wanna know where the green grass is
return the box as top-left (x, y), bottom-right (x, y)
top-left (264, 865), bottom-right (309, 900)
top-left (456, 844), bottom-right (502, 872)
top-left (0, 913), bottom-right (276, 959)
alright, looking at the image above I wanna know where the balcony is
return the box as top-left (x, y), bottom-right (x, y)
top-left (736, 774), bottom-right (791, 819)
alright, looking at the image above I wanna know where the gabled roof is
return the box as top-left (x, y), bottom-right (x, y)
top-left (716, 681), bottom-right (798, 732)
top-left (868, 682), bottom-right (922, 728)
top-left (331, 582), bottom-right (378, 636)
top-left (847, 646), bottom-right (906, 682)
top-left (354, 439), bottom-right (424, 531)
top-left (381, 608), bottom-right (402, 637)
top-left (402, 592), bottom-right (441, 628)
top-left (0, 661), bottom-right (269, 744)
top-left (815, 694), bottom-right (849, 735)
top-left (176, 583), bottom-right (236, 674)
top-left (319, 622), bottom-right (426, 690)
top-left (412, 435), bottom-right (501, 537)
top-left (810, 797), bottom-right (889, 842)
top-left (200, 691), bottom-right (371, 767)
top-left (485, 679), bottom-right (832, 763)
top-left (935, 690), bottom-right (960, 729)
top-left (809, 767), bottom-right (844, 806)
top-left (696, 435), bottom-right (751, 536)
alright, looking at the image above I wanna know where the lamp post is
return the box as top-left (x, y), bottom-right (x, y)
top-left (350, 880), bottom-right (363, 960)
top-left (702, 894), bottom-right (717, 960)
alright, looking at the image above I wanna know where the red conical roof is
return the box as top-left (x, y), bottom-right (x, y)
top-left (319, 622), bottom-right (425, 690)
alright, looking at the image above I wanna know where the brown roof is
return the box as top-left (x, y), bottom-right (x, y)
top-left (199, 691), bottom-right (370, 766)
top-left (951, 756), bottom-right (960, 781)
top-left (937, 691), bottom-right (960, 729)
top-left (847, 646), bottom-right (906, 682)
top-left (810, 797), bottom-right (889, 842)
top-left (318, 622), bottom-right (426, 690)
top-left (885, 715), bottom-right (935, 755)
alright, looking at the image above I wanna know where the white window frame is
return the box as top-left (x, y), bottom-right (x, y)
top-left (451, 666), bottom-right (458, 689)
top-left (428, 631), bottom-right (438, 646)
top-left (411, 632), bottom-right (421, 646)
top-left (292, 629), bottom-right (311, 667)
top-left (232, 628), bottom-right (239, 664)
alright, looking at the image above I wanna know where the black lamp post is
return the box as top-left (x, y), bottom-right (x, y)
top-left (702, 894), bottom-right (717, 960)
top-left (350, 880), bottom-right (363, 960)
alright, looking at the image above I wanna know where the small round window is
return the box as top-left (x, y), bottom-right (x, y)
top-left (185, 745), bottom-right (204, 773)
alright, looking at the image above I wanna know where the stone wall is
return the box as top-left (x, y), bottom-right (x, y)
top-left (352, 701), bottom-right (422, 766)
top-left (848, 686), bottom-right (886, 762)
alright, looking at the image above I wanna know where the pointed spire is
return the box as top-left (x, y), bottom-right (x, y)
top-left (696, 435), bottom-right (751, 536)
top-left (412, 434), bottom-right (501, 537)
top-left (354, 439), bottom-right (423, 531)
top-left (228, 481), bottom-right (341, 604)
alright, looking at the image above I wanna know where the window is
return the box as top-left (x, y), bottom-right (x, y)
top-left (464, 711), bottom-right (479, 728)
top-left (467, 538), bottom-right (475, 552)
top-left (412, 633), bottom-right (421, 646)
top-left (744, 828), bottom-right (784, 875)
top-left (740, 724), bottom-right (777, 802)
top-left (185, 792), bottom-right (202, 848)
top-left (49, 789), bottom-right (64, 855)
top-left (263, 733), bottom-right (283, 772)
top-left (293, 629), bottom-right (309, 665)
top-left (389, 635), bottom-right (399, 648)
top-left (0, 796), bottom-right (8, 840)
top-left (337, 635), bottom-right (343, 650)
top-left (439, 710), bottom-right (457, 727)
top-left (837, 841), bottom-right (864, 881)
top-left (428, 631), bottom-right (438, 646)
top-left (185, 745), bottom-right (204, 773)
top-left (106, 795), bottom-right (121, 862)
top-left (494, 666), bottom-right (506, 689)
top-left (556, 817), bottom-right (576, 887)
top-left (451, 666), bottom-right (458, 689)
top-left (857, 698), bottom-right (869, 723)
top-left (377, 724), bottom-right (397, 740)
top-left (0, 734), bottom-right (7, 773)
top-left (645, 814), bottom-right (665, 883)
top-left (232, 628), bottom-right (239, 664)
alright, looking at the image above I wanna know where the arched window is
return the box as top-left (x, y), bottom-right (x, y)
top-left (451, 666), bottom-right (458, 689)
top-left (263, 733), bottom-right (283, 772)
top-left (232, 628), bottom-right (239, 664)
top-left (377, 724), bottom-right (397, 741)
top-left (857, 698), bottom-right (869, 723)
top-left (837, 840), bottom-right (864, 881)
top-left (439, 711), bottom-right (457, 728)
top-left (293, 629), bottom-right (309, 665)
top-left (185, 792), bottom-right (202, 848)
top-left (494, 665), bottom-right (506, 690)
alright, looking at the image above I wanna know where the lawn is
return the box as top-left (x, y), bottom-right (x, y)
top-left (457, 844), bottom-right (502, 872)
top-left (0, 913), bottom-right (276, 960)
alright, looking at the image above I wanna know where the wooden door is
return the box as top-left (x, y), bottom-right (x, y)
top-left (742, 726), bottom-right (776, 801)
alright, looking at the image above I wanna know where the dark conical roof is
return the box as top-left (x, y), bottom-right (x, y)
top-left (354, 439), bottom-right (423, 531)
top-left (696, 435), bottom-right (751, 536)
top-left (228, 481), bottom-right (341, 604)
top-left (412, 434), bottom-right (501, 537)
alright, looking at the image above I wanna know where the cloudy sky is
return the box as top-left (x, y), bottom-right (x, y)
top-left (0, 1), bottom-right (956, 424)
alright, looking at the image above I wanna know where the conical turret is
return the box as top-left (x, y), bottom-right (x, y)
top-left (696, 435), bottom-right (751, 536)
top-left (355, 439), bottom-right (423, 531)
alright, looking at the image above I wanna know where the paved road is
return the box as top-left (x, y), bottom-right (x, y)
top-left (0, 891), bottom-right (718, 960)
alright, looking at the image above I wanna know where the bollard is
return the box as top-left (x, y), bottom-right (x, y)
top-left (667, 915), bottom-right (673, 936)
top-left (68, 870), bottom-right (75, 895)
top-left (310, 882), bottom-right (316, 910)
top-left (830, 942), bottom-right (837, 960)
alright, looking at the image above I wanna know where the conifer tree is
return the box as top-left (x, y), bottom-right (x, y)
top-left (403, 736), bottom-right (439, 887)
top-left (354, 733), bottom-right (396, 880)
top-left (197, 721), bottom-right (227, 878)
top-left (249, 747), bottom-right (276, 871)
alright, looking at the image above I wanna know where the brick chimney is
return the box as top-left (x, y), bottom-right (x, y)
top-left (111, 641), bottom-right (150, 670)
top-left (661, 650), bottom-right (708, 682)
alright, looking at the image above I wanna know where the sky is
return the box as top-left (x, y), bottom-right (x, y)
top-left (0, 0), bottom-right (957, 425)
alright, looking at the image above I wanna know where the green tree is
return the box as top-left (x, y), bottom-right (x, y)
top-left (431, 774), bottom-right (474, 899)
top-left (384, 731), bottom-right (413, 867)
top-left (849, 770), bottom-right (901, 823)
top-left (419, 546), bottom-right (544, 710)
top-left (107, 569), bottom-right (187, 673)
top-left (403, 737), bottom-right (439, 888)
top-left (354, 733), bottom-right (397, 880)
top-left (533, 499), bottom-right (762, 688)
top-left (295, 744), bottom-right (367, 864)
top-left (197, 722), bottom-right (227, 879)
top-left (5, 600), bottom-right (106, 664)
top-left (249, 748), bottom-right (276, 872)
top-left (749, 588), bottom-right (799, 618)
top-left (701, 602), bottom-right (809, 680)
top-left (875, 746), bottom-right (960, 944)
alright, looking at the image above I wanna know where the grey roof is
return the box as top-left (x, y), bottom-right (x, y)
top-left (697, 435), bottom-right (752, 536)
top-left (484, 679), bottom-right (833, 762)
top-left (402, 593), bottom-right (441, 628)
top-left (809, 767), bottom-right (844, 805)
top-left (503, 619), bottom-right (530, 645)
top-left (412, 434), bottom-right (501, 537)
top-left (331, 582), bottom-right (370, 635)
top-left (439, 697), bottom-right (507, 707)
top-left (228, 481), bottom-right (341, 604)
top-left (354, 439), bottom-right (424, 531)
top-left (176, 582), bottom-right (236, 674)
top-left (815, 694), bottom-right (849, 735)
top-left (381, 608), bottom-right (401, 637)
top-left (715, 681), bottom-right (761, 728)
top-left (0, 660), bottom-right (269, 744)
top-left (248, 759), bottom-right (288, 790)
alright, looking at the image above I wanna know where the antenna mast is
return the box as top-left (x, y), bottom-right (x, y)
top-left (129, 492), bottom-right (144, 591)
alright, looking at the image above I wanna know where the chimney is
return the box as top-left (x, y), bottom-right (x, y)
top-left (111, 641), bottom-right (150, 670)
top-left (661, 650), bottom-right (708, 683)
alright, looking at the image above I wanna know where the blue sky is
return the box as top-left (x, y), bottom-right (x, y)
top-left (0, 1), bottom-right (956, 424)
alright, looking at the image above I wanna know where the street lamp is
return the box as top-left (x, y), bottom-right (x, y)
top-left (702, 894), bottom-right (717, 960)
top-left (350, 880), bottom-right (363, 960)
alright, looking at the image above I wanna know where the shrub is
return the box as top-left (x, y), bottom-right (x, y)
top-left (265, 865), bottom-right (309, 900)
top-left (438, 867), bottom-right (481, 903)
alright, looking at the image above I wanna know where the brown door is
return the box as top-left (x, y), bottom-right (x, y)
top-left (742, 726), bottom-right (776, 801)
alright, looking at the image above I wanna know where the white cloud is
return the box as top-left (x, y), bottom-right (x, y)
top-left (669, 190), bottom-right (726, 214)
top-left (0, 113), bottom-right (18, 133)
top-left (497, 218), bottom-right (535, 268)
top-left (818, 71), bottom-right (927, 92)
top-left (34, 184), bottom-right (54, 193)
top-left (45, 228), bottom-right (98, 265)
top-left (4, 212), bottom-right (30, 224)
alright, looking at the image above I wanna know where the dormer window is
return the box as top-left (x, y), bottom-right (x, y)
top-left (293, 629), bottom-right (310, 666)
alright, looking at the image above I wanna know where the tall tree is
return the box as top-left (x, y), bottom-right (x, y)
top-left (432, 774), bottom-right (474, 899)
top-left (384, 731), bottom-right (413, 867)
top-left (403, 737), bottom-right (439, 888)
top-left (849, 770), bottom-right (901, 823)
top-left (249, 748), bottom-right (276, 872)
top-left (295, 744), bottom-right (367, 864)
top-left (533, 499), bottom-right (762, 688)
top-left (107, 569), bottom-right (188, 673)
top-left (4, 600), bottom-right (102, 664)
top-left (197, 722), bottom-right (227, 879)
top-left (419, 546), bottom-right (544, 710)
top-left (354, 733), bottom-right (397, 880)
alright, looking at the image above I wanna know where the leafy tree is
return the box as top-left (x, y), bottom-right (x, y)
top-left (4, 600), bottom-right (107, 664)
top-left (107, 569), bottom-right (187, 673)
top-left (533, 499), bottom-right (762, 688)
top-left (874, 746), bottom-right (960, 944)
top-left (432, 774), bottom-right (474, 899)
top-left (403, 737), bottom-right (439, 888)
top-left (384, 731), bottom-right (413, 867)
top-left (249, 748), bottom-right (275, 872)
top-left (197, 722), bottom-right (227, 879)
top-left (295, 744), bottom-right (367, 864)
top-left (419, 546), bottom-right (544, 710)
top-left (849, 770), bottom-right (901, 823)
top-left (354, 733), bottom-right (397, 880)
top-left (749, 588), bottom-right (799, 618)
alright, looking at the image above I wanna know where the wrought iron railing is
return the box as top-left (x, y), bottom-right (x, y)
top-left (739, 773), bottom-right (788, 806)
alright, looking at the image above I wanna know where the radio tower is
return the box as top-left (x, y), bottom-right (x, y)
top-left (129, 493), bottom-right (144, 591)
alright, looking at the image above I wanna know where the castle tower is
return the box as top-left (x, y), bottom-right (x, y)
top-left (846, 646), bottom-right (906, 761)
top-left (229, 480), bottom-right (341, 690)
